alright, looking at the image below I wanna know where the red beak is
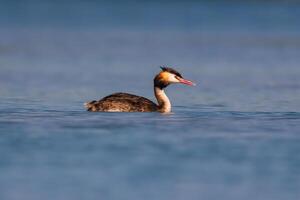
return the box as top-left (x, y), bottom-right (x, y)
top-left (179, 78), bottom-right (196, 86)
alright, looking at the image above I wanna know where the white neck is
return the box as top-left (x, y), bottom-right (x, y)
top-left (154, 86), bottom-right (171, 113)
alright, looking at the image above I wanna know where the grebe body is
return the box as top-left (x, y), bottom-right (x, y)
top-left (85, 67), bottom-right (195, 113)
top-left (85, 92), bottom-right (158, 112)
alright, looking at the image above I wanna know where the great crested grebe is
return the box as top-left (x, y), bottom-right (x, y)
top-left (85, 67), bottom-right (195, 113)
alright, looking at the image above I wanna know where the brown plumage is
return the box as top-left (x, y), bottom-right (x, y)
top-left (85, 93), bottom-right (158, 112)
top-left (85, 66), bottom-right (195, 113)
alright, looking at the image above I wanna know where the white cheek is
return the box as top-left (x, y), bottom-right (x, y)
top-left (168, 75), bottom-right (180, 83)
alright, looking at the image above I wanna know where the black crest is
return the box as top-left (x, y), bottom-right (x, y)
top-left (160, 66), bottom-right (183, 78)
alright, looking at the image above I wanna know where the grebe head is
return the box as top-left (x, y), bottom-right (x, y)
top-left (154, 66), bottom-right (195, 89)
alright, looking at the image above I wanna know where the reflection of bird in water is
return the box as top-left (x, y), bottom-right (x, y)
top-left (85, 67), bottom-right (195, 113)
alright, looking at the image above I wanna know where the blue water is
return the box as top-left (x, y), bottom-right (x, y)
top-left (1, 1), bottom-right (300, 200)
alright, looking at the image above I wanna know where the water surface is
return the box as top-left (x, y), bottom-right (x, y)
top-left (1, 1), bottom-right (300, 200)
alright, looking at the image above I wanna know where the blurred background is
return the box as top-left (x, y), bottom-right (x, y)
top-left (1, 0), bottom-right (299, 111)
top-left (1, 1), bottom-right (300, 200)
